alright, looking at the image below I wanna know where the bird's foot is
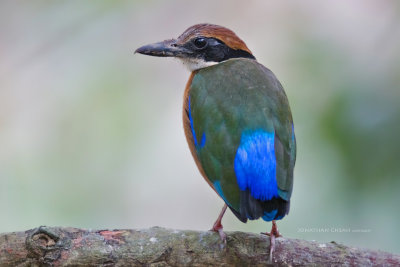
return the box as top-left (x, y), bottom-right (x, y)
top-left (210, 204), bottom-right (228, 243)
top-left (261, 221), bottom-right (281, 263)
top-left (211, 221), bottom-right (227, 243)
top-left (260, 220), bottom-right (281, 237)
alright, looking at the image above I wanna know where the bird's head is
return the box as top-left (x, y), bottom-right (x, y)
top-left (135, 24), bottom-right (255, 71)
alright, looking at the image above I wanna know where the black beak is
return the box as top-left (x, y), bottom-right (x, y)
top-left (135, 39), bottom-right (192, 58)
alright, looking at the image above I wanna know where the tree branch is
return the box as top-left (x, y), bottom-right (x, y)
top-left (0, 226), bottom-right (398, 266)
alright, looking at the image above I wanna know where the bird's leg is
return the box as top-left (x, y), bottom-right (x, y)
top-left (211, 204), bottom-right (228, 242)
top-left (262, 220), bottom-right (281, 262)
top-left (263, 220), bottom-right (281, 237)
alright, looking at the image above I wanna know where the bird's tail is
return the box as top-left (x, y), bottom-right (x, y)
top-left (229, 189), bottom-right (290, 223)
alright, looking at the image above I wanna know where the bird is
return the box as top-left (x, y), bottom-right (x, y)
top-left (135, 23), bottom-right (296, 260)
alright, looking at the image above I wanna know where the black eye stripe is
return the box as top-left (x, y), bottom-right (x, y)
top-left (185, 37), bottom-right (255, 62)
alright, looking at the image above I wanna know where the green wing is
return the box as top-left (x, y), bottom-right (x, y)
top-left (188, 58), bottom-right (296, 219)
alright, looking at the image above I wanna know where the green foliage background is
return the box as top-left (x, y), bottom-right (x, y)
top-left (1, 1), bottom-right (399, 253)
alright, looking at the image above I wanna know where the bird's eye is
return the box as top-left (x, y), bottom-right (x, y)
top-left (193, 37), bottom-right (207, 49)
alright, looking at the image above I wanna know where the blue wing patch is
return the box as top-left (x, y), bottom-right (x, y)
top-left (234, 130), bottom-right (278, 201)
top-left (188, 96), bottom-right (206, 148)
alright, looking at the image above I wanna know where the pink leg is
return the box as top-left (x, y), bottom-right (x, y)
top-left (211, 204), bottom-right (228, 242)
top-left (264, 220), bottom-right (281, 262)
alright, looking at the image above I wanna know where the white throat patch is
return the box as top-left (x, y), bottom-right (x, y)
top-left (178, 57), bottom-right (218, 71)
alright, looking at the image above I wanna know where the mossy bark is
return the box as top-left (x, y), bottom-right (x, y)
top-left (0, 226), bottom-right (399, 266)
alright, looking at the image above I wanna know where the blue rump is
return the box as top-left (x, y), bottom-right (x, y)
top-left (234, 130), bottom-right (278, 201)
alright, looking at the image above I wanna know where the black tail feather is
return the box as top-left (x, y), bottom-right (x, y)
top-left (229, 190), bottom-right (290, 222)
top-left (228, 206), bottom-right (248, 223)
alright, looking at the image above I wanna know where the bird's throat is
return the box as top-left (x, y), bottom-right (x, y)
top-left (178, 57), bottom-right (218, 71)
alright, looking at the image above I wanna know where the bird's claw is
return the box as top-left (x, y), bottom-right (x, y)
top-left (260, 230), bottom-right (282, 237)
top-left (212, 226), bottom-right (227, 243)
top-left (261, 220), bottom-right (281, 237)
top-left (210, 204), bottom-right (228, 243)
top-left (263, 220), bottom-right (281, 263)
top-left (211, 222), bottom-right (227, 243)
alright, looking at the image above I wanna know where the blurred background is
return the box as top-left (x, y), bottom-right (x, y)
top-left (1, 0), bottom-right (399, 254)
